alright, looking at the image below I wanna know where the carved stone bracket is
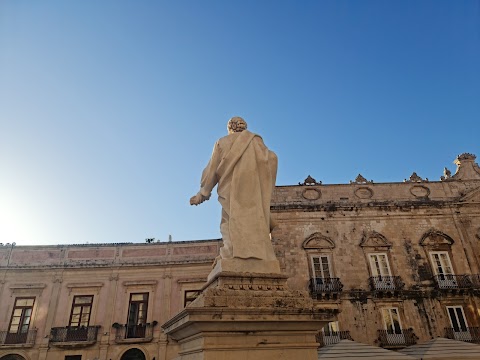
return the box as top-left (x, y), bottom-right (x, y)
top-left (299, 175), bottom-right (322, 186)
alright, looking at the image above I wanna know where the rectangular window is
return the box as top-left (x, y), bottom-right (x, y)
top-left (126, 293), bottom-right (149, 338)
top-left (430, 252), bottom-right (454, 276)
top-left (8, 298), bottom-right (35, 334)
top-left (382, 307), bottom-right (405, 345)
top-left (65, 356), bottom-right (82, 360)
top-left (382, 308), bottom-right (402, 334)
top-left (311, 255), bottom-right (332, 279)
top-left (184, 290), bottom-right (202, 308)
top-left (430, 252), bottom-right (456, 288)
top-left (447, 306), bottom-right (468, 331)
top-left (69, 296), bottom-right (93, 328)
top-left (320, 321), bottom-right (340, 346)
top-left (369, 253), bottom-right (392, 277)
top-left (322, 321), bottom-right (339, 335)
top-left (6, 297), bottom-right (35, 344)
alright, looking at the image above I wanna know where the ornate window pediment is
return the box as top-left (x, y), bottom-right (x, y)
top-left (302, 233), bottom-right (335, 250)
top-left (420, 230), bottom-right (454, 247)
top-left (360, 231), bottom-right (392, 249)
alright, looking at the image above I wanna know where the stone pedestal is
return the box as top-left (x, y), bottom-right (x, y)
top-left (207, 258), bottom-right (281, 282)
top-left (162, 272), bottom-right (334, 360)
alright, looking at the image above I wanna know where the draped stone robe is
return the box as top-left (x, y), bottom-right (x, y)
top-left (199, 130), bottom-right (278, 261)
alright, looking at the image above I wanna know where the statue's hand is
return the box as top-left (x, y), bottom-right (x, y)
top-left (190, 193), bottom-right (208, 206)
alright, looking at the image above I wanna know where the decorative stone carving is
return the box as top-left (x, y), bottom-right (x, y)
top-left (440, 167), bottom-right (452, 181)
top-left (452, 153), bottom-right (480, 180)
top-left (299, 175), bottom-right (322, 186)
top-left (302, 188), bottom-right (321, 200)
top-left (360, 231), bottom-right (392, 248)
top-left (420, 229), bottom-right (454, 247)
top-left (350, 174), bottom-right (372, 184)
top-left (457, 153), bottom-right (476, 161)
top-left (302, 233), bottom-right (335, 250)
top-left (405, 172), bottom-right (427, 183)
top-left (184, 273), bottom-right (330, 312)
top-left (410, 185), bottom-right (430, 198)
top-left (354, 187), bottom-right (374, 199)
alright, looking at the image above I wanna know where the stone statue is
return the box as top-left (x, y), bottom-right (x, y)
top-left (190, 117), bottom-right (279, 272)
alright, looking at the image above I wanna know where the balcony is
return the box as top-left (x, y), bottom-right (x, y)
top-left (433, 274), bottom-right (471, 291)
top-left (369, 276), bottom-right (404, 292)
top-left (309, 278), bottom-right (343, 299)
top-left (470, 274), bottom-right (480, 289)
top-left (377, 329), bottom-right (417, 349)
top-left (316, 331), bottom-right (352, 347)
top-left (0, 330), bottom-right (37, 347)
top-left (445, 327), bottom-right (480, 344)
top-left (50, 326), bottom-right (100, 347)
top-left (112, 322), bottom-right (157, 343)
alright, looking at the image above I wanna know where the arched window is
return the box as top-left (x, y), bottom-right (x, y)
top-left (0, 355), bottom-right (27, 360)
top-left (120, 348), bottom-right (146, 360)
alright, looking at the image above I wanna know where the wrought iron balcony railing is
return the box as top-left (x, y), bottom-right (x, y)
top-left (112, 322), bottom-right (157, 343)
top-left (445, 327), bottom-right (480, 343)
top-left (369, 276), bottom-right (404, 291)
top-left (50, 326), bottom-right (100, 345)
top-left (433, 274), bottom-right (471, 290)
top-left (316, 331), bottom-right (352, 347)
top-left (377, 328), bottom-right (417, 348)
top-left (470, 274), bottom-right (480, 289)
top-left (0, 330), bottom-right (37, 346)
top-left (310, 278), bottom-right (343, 296)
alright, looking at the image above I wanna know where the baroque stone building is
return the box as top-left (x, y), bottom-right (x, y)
top-left (1, 153), bottom-right (479, 360)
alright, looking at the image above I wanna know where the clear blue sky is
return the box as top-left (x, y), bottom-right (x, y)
top-left (1, 1), bottom-right (479, 246)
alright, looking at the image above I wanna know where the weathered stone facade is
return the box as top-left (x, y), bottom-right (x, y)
top-left (271, 153), bottom-right (480, 348)
top-left (1, 153), bottom-right (479, 360)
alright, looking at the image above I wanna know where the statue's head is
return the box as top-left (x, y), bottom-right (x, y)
top-left (227, 117), bottom-right (247, 134)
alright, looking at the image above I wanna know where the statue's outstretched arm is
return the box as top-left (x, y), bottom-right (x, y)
top-left (190, 141), bottom-right (220, 206)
